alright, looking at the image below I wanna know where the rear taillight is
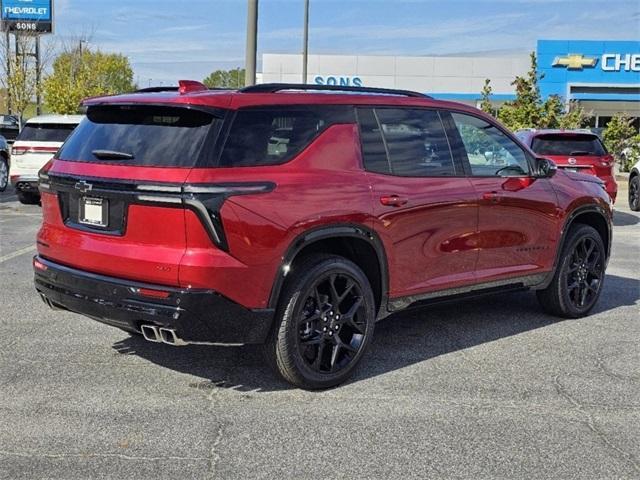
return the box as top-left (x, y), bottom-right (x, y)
top-left (11, 146), bottom-right (26, 155)
top-left (12, 146), bottom-right (58, 156)
top-left (598, 155), bottom-right (614, 167)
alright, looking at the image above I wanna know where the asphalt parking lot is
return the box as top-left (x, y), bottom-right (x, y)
top-left (0, 185), bottom-right (638, 480)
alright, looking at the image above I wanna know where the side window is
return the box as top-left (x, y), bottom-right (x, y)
top-left (219, 107), bottom-right (353, 167)
top-left (357, 108), bottom-right (391, 174)
top-left (451, 113), bottom-right (531, 177)
top-left (375, 108), bottom-right (456, 177)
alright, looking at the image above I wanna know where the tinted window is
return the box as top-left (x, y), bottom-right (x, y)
top-left (17, 123), bottom-right (77, 143)
top-left (375, 108), bottom-right (456, 177)
top-left (219, 107), bottom-right (353, 167)
top-left (357, 108), bottom-right (390, 174)
top-left (531, 134), bottom-right (606, 156)
top-left (452, 113), bottom-right (530, 176)
top-left (58, 106), bottom-right (219, 167)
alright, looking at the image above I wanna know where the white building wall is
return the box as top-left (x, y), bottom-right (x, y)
top-left (261, 53), bottom-right (528, 95)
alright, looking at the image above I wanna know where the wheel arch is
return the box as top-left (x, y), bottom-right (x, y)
top-left (268, 224), bottom-right (389, 318)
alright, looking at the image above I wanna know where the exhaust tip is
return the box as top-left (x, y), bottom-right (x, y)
top-left (159, 328), bottom-right (187, 346)
top-left (140, 325), bottom-right (161, 343)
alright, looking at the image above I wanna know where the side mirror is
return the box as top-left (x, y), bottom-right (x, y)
top-left (536, 157), bottom-right (557, 178)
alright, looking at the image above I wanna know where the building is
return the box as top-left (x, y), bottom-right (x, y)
top-left (260, 39), bottom-right (640, 130)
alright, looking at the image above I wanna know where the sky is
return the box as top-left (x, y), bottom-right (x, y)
top-left (51, 0), bottom-right (640, 86)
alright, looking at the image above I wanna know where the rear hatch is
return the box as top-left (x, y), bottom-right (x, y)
top-left (12, 122), bottom-right (78, 174)
top-left (530, 133), bottom-right (613, 178)
top-left (38, 104), bottom-right (223, 286)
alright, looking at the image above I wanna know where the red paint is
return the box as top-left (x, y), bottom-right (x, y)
top-left (37, 88), bottom-right (613, 313)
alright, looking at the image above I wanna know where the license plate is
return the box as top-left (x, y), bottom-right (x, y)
top-left (79, 197), bottom-right (108, 227)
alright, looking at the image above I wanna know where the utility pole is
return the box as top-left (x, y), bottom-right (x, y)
top-left (5, 30), bottom-right (11, 114)
top-left (35, 36), bottom-right (41, 115)
top-left (244, 0), bottom-right (258, 86)
top-left (302, 0), bottom-right (309, 84)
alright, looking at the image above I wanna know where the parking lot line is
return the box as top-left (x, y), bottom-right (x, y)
top-left (0, 245), bottom-right (36, 263)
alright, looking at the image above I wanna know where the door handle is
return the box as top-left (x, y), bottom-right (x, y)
top-left (482, 191), bottom-right (500, 204)
top-left (380, 195), bottom-right (408, 207)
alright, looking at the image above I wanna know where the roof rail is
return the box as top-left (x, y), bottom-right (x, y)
top-left (240, 83), bottom-right (431, 98)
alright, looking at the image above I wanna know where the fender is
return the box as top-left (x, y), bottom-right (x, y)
top-left (538, 203), bottom-right (612, 289)
top-left (267, 223), bottom-right (389, 318)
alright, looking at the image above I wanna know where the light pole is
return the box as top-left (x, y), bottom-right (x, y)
top-left (244, 0), bottom-right (258, 86)
top-left (302, 0), bottom-right (309, 84)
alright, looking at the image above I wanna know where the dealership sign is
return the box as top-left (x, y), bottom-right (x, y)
top-left (553, 53), bottom-right (640, 72)
top-left (314, 76), bottom-right (363, 87)
top-left (1, 0), bottom-right (53, 33)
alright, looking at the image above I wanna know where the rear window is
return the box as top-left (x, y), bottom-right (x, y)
top-left (531, 134), bottom-right (606, 156)
top-left (218, 106), bottom-right (354, 167)
top-left (17, 123), bottom-right (77, 143)
top-left (57, 105), bottom-right (221, 167)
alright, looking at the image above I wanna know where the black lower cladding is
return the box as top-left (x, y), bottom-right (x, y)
top-left (33, 256), bottom-right (275, 344)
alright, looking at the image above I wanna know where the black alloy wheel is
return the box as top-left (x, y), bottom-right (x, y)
top-left (564, 236), bottom-right (604, 310)
top-left (296, 272), bottom-right (367, 374)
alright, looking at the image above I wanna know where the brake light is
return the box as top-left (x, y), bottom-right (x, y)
top-left (600, 155), bottom-right (614, 167)
top-left (12, 146), bottom-right (59, 155)
top-left (33, 259), bottom-right (48, 271)
top-left (136, 288), bottom-right (171, 299)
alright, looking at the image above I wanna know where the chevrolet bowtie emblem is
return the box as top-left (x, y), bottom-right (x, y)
top-left (75, 180), bottom-right (93, 194)
top-left (552, 54), bottom-right (598, 70)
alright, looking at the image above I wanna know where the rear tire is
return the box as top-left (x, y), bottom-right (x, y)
top-left (17, 191), bottom-right (40, 205)
top-left (536, 224), bottom-right (606, 318)
top-left (629, 175), bottom-right (640, 211)
top-left (264, 254), bottom-right (376, 389)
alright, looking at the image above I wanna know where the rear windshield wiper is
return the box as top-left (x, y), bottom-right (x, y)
top-left (92, 149), bottom-right (135, 160)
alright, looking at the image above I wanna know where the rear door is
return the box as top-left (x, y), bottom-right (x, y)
top-left (12, 122), bottom-right (78, 172)
top-left (530, 132), bottom-right (613, 176)
top-left (38, 104), bottom-right (223, 286)
top-left (358, 107), bottom-right (478, 298)
top-left (448, 112), bottom-right (559, 281)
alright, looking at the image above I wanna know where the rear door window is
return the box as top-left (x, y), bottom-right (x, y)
top-left (57, 105), bottom-right (221, 167)
top-left (360, 108), bottom-right (457, 177)
top-left (218, 106), bottom-right (354, 167)
top-left (17, 123), bottom-right (78, 143)
top-left (531, 134), bottom-right (606, 156)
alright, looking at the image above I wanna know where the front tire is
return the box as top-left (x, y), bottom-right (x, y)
top-left (264, 255), bottom-right (376, 389)
top-left (536, 224), bottom-right (606, 318)
top-left (629, 175), bottom-right (640, 211)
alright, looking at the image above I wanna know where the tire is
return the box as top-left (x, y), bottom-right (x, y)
top-left (17, 191), bottom-right (40, 205)
top-left (264, 254), bottom-right (376, 389)
top-left (629, 175), bottom-right (640, 211)
top-left (0, 156), bottom-right (8, 192)
top-left (536, 224), bottom-right (606, 318)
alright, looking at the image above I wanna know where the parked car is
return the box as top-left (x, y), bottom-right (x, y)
top-left (35, 82), bottom-right (613, 389)
top-left (0, 134), bottom-right (9, 192)
top-left (629, 159), bottom-right (640, 211)
top-left (0, 114), bottom-right (21, 142)
top-left (9, 114), bottom-right (83, 204)
top-left (516, 129), bottom-right (617, 202)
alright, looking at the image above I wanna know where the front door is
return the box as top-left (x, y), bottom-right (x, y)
top-left (447, 111), bottom-right (560, 282)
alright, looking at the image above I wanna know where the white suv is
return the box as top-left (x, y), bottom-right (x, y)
top-left (10, 114), bottom-right (83, 204)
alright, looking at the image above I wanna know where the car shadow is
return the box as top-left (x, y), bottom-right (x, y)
top-left (613, 209), bottom-right (639, 227)
top-left (111, 273), bottom-right (639, 392)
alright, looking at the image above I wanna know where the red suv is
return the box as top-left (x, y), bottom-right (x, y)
top-left (35, 83), bottom-right (612, 389)
top-left (516, 129), bottom-right (617, 202)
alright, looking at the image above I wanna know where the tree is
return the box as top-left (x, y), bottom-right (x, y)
top-left (43, 46), bottom-right (135, 114)
top-left (1, 34), bottom-right (51, 124)
top-left (203, 68), bottom-right (245, 89)
top-left (490, 52), bottom-right (591, 131)
top-left (479, 78), bottom-right (494, 115)
top-left (603, 113), bottom-right (636, 171)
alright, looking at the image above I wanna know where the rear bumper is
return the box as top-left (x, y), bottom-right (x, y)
top-left (34, 256), bottom-right (275, 345)
top-left (10, 175), bottom-right (39, 192)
